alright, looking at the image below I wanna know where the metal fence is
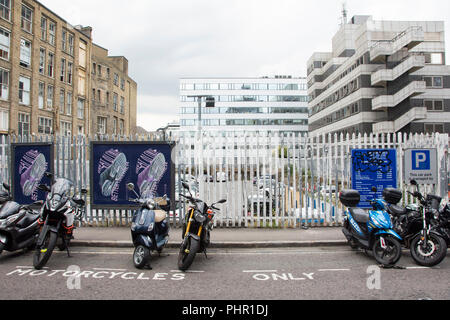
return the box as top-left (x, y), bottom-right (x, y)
top-left (0, 131), bottom-right (448, 228)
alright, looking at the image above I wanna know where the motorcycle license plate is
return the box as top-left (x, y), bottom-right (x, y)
top-left (0, 234), bottom-right (6, 244)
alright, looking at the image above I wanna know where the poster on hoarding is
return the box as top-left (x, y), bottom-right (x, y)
top-left (90, 141), bottom-right (175, 209)
top-left (351, 149), bottom-right (397, 208)
top-left (10, 143), bottom-right (54, 205)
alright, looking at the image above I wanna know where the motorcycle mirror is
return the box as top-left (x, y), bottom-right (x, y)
top-left (182, 182), bottom-right (190, 190)
top-left (127, 183), bottom-right (135, 191)
top-left (80, 189), bottom-right (88, 194)
top-left (410, 179), bottom-right (417, 186)
top-left (217, 199), bottom-right (227, 204)
top-left (44, 172), bottom-right (53, 179)
top-left (2, 182), bottom-right (10, 191)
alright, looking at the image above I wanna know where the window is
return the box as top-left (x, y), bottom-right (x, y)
top-left (425, 53), bottom-right (443, 65)
top-left (77, 98), bottom-right (84, 119)
top-left (60, 121), bottom-right (72, 137)
top-left (113, 93), bottom-right (118, 111)
top-left (38, 117), bottom-right (53, 134)
top-left (425, 100), bottom-right (444, 111)
top-left (47, 85), bottom-right (53, 109)
top-left (98, 65), bottom-right (102, 77)
top-left (112, 117), bottom-right (117, 135)
top-left (425, 123), bottom-right (444, 134)
top-left (67, 62), bottom-right (73, 85)
top-left (68, 33), bottom-right (74, 55)
top-left (424, 76), bottom-right (443, 88)
top-left (120, 96), bottom-right (125, 114)
top-left (0, 0), bottom-right (11, 21)
top-left (61, 29), bottom-right (67, 52)
top-left (48, 21), bottom-right (56, 46)
top-left (38, 82), bottom-right (44, 109)
top-left (60, 58), bottom-right (66, 82)
top-left (19, 76), bottom-right (30, 105)
top-left (66, 92), bottom-right (72, 115)
top-left (106, 91), bottom-right (110, 107)
top-left (78, 72), bottom-right (86, 95)
top-left (40, 17), bottom-right (47, 41)
top-left (18, 113), bottom-right (30, 136)
top-left (0, 108), bottom-right (7, 131)
top-left (79, 40), bottom-right (87, 68)
top-left (59, 90), bottom-right (65, 114)
top-left (0, 68), bottom-right (8, 100)
top-left (39, 48), bottom-right (45, 74)
top-left (114, 73), bottom-right (119, 86)
top-left (48, 52), bottom-right (54, 77)
top-left (119, 119), bottom-right (124, 135)
top-left (0, 27), bottom-right (10, 60)
top-left (97, 117), bottom-right (107, 134)
top-left (21, 5), bottom-right (33, 33)
top-left (120, 78), bottom-right (125, 90)
top-left (20, 39), bottom-right (32, 68)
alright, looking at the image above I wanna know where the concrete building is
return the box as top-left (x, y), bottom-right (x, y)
top-left (307, 15), bottom-right (450, 137)
top-left (179, 76), bottom-right (308, 135)
top-left (0, 0), bottom-right (137, 139)
top-left (91, 44), bottom-right (137, 136)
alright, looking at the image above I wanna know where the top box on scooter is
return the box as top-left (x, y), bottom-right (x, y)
top-left (382, 188), bottom-right (402, 204)
top-left (339, 189), bottom-right (360, 207)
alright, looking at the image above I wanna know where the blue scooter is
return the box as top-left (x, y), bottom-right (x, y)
top-left (127, 183), bottom-right (170, 269)
top-left (339, 187), bottom-right (403, 266)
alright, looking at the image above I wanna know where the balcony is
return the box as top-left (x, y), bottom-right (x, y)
top-left (371, 55), bottom-right (425, 86)
top-left (372, 81), bottom-right (426, 111)
top-left (370, 27), bottom-right (424, 63)
top-left (373, 107), bottom-right (427, 133)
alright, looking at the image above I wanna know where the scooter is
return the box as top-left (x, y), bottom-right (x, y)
top-left (127, 183), bottom-right (170, 269)
top-left (0, 183), bottom-right (43, 256)
top-left (339, 187), bottom-right (403, 266)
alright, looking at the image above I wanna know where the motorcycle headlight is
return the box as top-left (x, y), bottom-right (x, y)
top-left (146, 199), bottom-right (156, 210)
top-left (194, 212), bottom-right (206, 223)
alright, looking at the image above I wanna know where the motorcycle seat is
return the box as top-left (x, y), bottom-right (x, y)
top-left (388, 204), bottom-right (407, 217)
top-left (16, 211), bottom-right (39, 228)
top-left (154, 210), bottom-right (166, 223)
top-left (349, 208), bottom-right (369, 223)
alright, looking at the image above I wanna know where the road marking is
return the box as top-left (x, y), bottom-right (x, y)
top-left (170, 270), bottom-right (205, 273)
top-left (242, 270), bottom-right (278, 273)
top-left (318, 269), bottom-right (351, 272)
top-left (405, 266), bottom-right (439, 269)
top-left (92, 268), bottom-right (128, 271)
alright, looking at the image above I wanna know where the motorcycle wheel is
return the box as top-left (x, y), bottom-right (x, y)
top-left (133, 245), bottom-right (150, 269)
top-left (372, 235), bottom-right (402, 266)
top-left (177, 237), bottom-right (200, 271)
top-left (33, 231), bottom-right (58, 270)
top-left (410, 233), bottom-right (447, 267)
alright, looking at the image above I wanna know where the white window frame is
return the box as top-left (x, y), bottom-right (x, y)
top-left (21, 4), bottom-right (33, 33)
top-left (97, 116), bottom-right (107, 134)
top-left (0, 0), bottom-right (11, 21)
top-left (39, 47), bottom-right (46, 74)
top-left (77, 98), bottom-right (85, 119)
top-left (48, 52), bottom-right (54, 77)
top-left (0, 68), bottom-right (9, 100)
top-left (38, 81), bottom-right (45, 109)
top-left (48, 20), bottom-right (56, 46)
top-left (67, 92), bottom-right (72, 115)
top-left (38, 117), bottom-right (53, 135)
top-left (18, 112), bottom-right (30, 136)
top-left (0, 27), bottom-right (10, 60)
top-left (20, 38), bottom-right (32, 68)
top-left (18, 76), bottom-right (30, 105)
top-left (47, 84), bottom-right (54, 109)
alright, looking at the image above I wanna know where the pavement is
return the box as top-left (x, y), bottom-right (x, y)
top-left (72, 226), bottom-right (347, 248)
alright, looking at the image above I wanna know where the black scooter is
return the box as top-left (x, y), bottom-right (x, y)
top-left (127, 183), bottom-right (170, 269)
top-left (0, 183), bottom-right (43, 255)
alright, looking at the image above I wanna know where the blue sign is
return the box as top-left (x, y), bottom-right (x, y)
top-left (90, 142), bottom-right (175, 209)
top-left (351, 149), bottom-right (397, 208)
top-left (10, 143), bottom-right (53, 205)
top-left (411, 150), bottom-right (431, 170)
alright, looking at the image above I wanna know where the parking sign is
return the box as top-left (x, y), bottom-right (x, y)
top-left (404, 149), bottom-right (437, 184)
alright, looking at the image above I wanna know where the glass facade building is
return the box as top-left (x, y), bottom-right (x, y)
top-left (179, 77), bottom-right (308, 134)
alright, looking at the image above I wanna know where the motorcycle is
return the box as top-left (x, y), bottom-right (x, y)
top-left (0, 183), bottom-right (43, 256)
top-left (437, 202), bottom-right (450, 246)
top-left (127, 183), bottom-right (170, 269)
top-left (178, 182), bottom-right (226, 271)
top-left (339, 188), bottom-right (403, 266)
top-left (383, 180), bottom-right (447, 267)
top-left (33, 174), bottom-right (87, 270)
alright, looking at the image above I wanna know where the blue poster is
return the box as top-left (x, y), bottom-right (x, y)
top-left (11, 143), bottom-right (53, 204)
top-left (351, 149), bottom-right (397, 208)
top-left (90, 142), bottom-right (174, 209)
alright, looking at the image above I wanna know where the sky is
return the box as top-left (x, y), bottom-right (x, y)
top-left (39, 0), bottom-right (450, 132)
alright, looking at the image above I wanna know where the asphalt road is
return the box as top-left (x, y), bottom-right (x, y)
top-left (0, 246), bottom-right (449, 301)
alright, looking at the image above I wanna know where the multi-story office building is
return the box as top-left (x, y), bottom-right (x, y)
top-left (179, 76), bottom-right (308, 135)
top-left (0, 0), bottom-right (137, 139)
top-left (307, 15), bottom-right (450, 137)
top-left (91, 44), bottom-right (137, 136)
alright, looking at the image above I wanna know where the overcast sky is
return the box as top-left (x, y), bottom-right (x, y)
top-left (40, 0), bottom-right (450, 132)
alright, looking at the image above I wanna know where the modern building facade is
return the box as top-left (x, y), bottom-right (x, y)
top-left (0, 0), bottom-right (137, 139)
top-left (307, 15), bottom-right (450, 137)
top-left (91, 44), bottom-right (137, 136)
top-left (179, 76), bottom-right (308, 135)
